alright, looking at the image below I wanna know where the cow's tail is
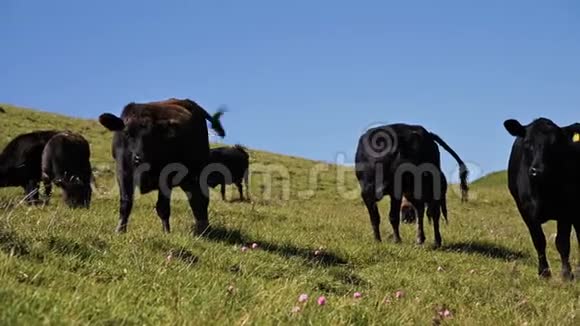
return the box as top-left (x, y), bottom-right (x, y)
top-left (430, 133), bottom-right (469, 202)
top-left (169, 99), bottom-right (227, 138)
top-left (198, 107), bottom-right (226, 138)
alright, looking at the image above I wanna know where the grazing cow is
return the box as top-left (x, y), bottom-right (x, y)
top-left (41, 132), bottom-right (93, 208)
top-left (355, 124), bottom-right (468, 247)
top-left (504, 118), bottom-right (580, 280)
top-left (0, 130), bottom-right (60, 203)
top-left (98, 98), bottom-right (226, 234)
top-left (0, 106), bottom-right (5, 113)
top-left (207, 145), bottom-right (250, 201)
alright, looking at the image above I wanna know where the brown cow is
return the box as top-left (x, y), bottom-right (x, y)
top-left (99, 98), bottom-right (225, 234)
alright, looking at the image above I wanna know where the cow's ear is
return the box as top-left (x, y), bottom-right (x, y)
top-left (504, 119), bottom-right (526, 137)
top-left (563, 123), bottom-right (580, 143)
top-left (99, 113), bottom-right (125, 131)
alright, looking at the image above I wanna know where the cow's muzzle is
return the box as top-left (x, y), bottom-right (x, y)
top-left (133, 155), bottom-right (144, 166)
top-left (529, 167), bottom-right (544, 179)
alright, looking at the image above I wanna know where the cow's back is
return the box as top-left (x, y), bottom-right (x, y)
top-left (356, 124), bottom-right (440, 172)
top-left (121, 102), bottom-right (194, 125)
top-left (209, 146), bottom-right (249, 181)
top-left (0, 131), bottom-right (60, 186)
top-left (355, 123), bottom-right (443, 199)
top-left (43, 132), bottom-right (91, 181)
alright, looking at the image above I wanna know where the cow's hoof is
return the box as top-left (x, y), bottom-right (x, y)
top-left (539, 269), bottom-right (552, 279)
top-left (433, 242), bottom-right (442, 249)
top-left (116, 225), bottom-right (128, 234)
top-left (416, 237), bottom-right (426, 245)
top-left (393, 237), bottom-right (402, 244)
top-left (195, 221), bottom-right (209, 236)
top-left (561, 270), bottom-right (574, 282)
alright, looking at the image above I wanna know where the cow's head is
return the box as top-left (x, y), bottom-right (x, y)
top-left (54, 173), bottom-right (92, 208)
top-left (504, 118), bottom-right (577, 181)
top-left (99, 113), bottom-right (159, 167)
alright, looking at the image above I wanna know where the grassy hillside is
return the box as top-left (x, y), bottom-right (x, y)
top-left (0, 104), bottom-right (578, 325)
top-left (473, 171), bottom-right (508, 188)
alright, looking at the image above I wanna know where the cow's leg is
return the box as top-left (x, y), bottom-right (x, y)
top-left (116, 172), bottom-right (134, 233)
top-left (428, 203), bottom-right (443, 248)
top-left (220, 183), bottom-right (226, 201)
top-left (415, 202), bottom-right (426, 245)
top-left (243, 171), bottom-right (250, 201)
top-left (523, 219), bottom-right (551, 278)
top-left (389, 196), bottom-right (402, 244)
top-left (236, 182), bottom-right (244, 201)
top-left (41, 173), bottom-right (52, 204)
top-left (43, 182), bottom-right (52, 203)
top-left (23, 179), bottom-right (40, 205)
top-left (574, 223), bottom-right (580, 273)
top-left (362, 192), bottom-right (382, 242)
top-left (182, 180), bottom-right (210, 235)
top-left (556, 221), bottom-right (574, 281)
top-left (156, 190), bottom-right (172, 233)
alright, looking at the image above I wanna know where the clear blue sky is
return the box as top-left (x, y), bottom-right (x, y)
top-left (2, 0), bottom-right (579, 181)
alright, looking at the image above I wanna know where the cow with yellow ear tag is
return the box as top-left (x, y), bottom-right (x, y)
top-left (504, 118), bottom-right (580, 281)
top-left (563, 123), bottom-right (580, 144)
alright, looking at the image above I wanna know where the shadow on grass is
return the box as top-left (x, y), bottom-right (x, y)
top-left (228, 198), bottom-right (251, 204)
top-left (204, 226), bottom-right (349, 267)
top-left (443, 241), bottom-right (528, 261)
top-left (47, 236), bottom-right (97, 261)
top-left (149, 239), bottom-right (199, 266)
top-left (0, 229), bottom-right (30, 257)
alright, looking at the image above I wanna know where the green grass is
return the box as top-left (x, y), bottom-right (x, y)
top-left (472, 171), bottom-right (508, 188)
top-left (0, 104), bottom-right (579, 325)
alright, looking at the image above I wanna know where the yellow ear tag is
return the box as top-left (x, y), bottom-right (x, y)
top-left (573, 133), bottom-right (580, 143)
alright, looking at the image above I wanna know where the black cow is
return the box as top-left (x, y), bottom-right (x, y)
top-left (0, 106), bottom-right (5, 113)
top-left (400, 173), bottom-right (449, 228)
top-left (504, 118), bottom-right (580, 280)
top-left (0, 130), bottom-right (60, 203)
top-left (355, 124), bottom-right (468, 247)
top-left (207, 145), bottom-right (250, 201)
top-left (42, 132), bottom-right (93, 208)
top-left (99, 98), bottom-right (225, 234)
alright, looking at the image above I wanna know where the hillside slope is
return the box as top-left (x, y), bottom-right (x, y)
top-left (473, 171), bottom-right (508, 188)
top-left (0, 104), bottom-right (578, 325)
